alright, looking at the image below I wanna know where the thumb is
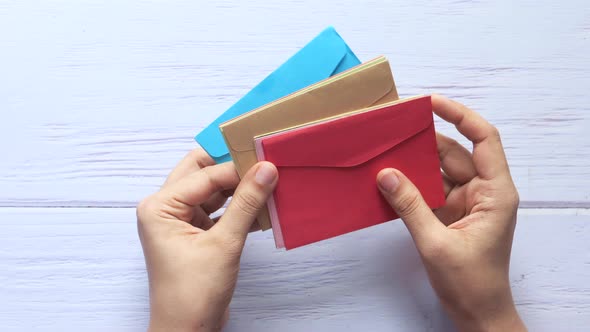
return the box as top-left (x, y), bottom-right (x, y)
top-left (212, 161), bottom-right (277, 242)
top-left (377, 168), bottom-right (447, 249)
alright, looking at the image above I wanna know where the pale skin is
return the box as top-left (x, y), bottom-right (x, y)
top-left (137, 95), bottom-right (526, 332)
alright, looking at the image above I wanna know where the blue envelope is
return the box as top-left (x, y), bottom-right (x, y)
top-left (195, 27), bottom-right (361, 163)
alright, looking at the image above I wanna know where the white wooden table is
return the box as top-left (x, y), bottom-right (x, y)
top-left (1, 1), bottom-right (589, 331)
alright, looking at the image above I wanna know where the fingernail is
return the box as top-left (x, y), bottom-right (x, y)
top-left (379, 170), bottom-right (400, 193)
top-left (255, 162), bottom-right (277, 186)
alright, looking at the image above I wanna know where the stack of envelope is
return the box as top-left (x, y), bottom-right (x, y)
top-left (196, 27), bottom-right (445, 250)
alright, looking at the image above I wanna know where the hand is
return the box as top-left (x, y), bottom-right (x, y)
top-left (377, 95), bottom-right (526, 331)
top-left (137, 149), bottom-right (278, 332)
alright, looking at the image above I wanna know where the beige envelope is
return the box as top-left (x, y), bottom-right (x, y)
top-left (220, 56), bottom-right (399, 231)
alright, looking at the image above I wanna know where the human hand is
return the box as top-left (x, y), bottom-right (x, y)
top-left (377, 95), bottom-right (526, 331)
top-left (137, 149), bottom-right (278, 332)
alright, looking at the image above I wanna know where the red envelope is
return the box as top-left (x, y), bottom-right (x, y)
top-left (255, 96), bottom-right (445, 250)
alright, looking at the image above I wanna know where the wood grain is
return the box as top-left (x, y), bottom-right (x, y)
top-left (1, 0), bottom-right (589, 206)
top-left (0, 208), bottom-right (588, 331)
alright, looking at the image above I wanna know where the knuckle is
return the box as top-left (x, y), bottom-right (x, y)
top-left (136, 195), bottom-right (170, 231)
top-left (489, 125), bottom-right (501, 139)
top-left (136, 195), bottom-right (157, 220)
top-left (438, 136), bottom-right (460, 159)
top-left (395, 192), bottom-right (422, 217)
top-left (491, 180), bottom-right (520, 211)
top-left (201, 168), bottom-right (224, 192)
top-left (187, 148), bottom-right (202, 159)
top-left (190, 148), bottom-right (215, 168)
top-left (233, 190), bottom-right (262, 217)
top-left (509, 187), bottom-right (520, 209)
top-left (449, 138), bottom-right (463, 151)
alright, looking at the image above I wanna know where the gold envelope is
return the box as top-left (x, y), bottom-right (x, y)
top-left (220, 56), bottom-right (399, 231)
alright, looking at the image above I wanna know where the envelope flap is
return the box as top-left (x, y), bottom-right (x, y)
top-left (260, 96), bottom-right (433, 168)
top-left (223, 58), bottom-right (396, 153)
top-left (246, 27), bottom-right (353, 99)
top-left (196, 27), bottom-right (353, 158)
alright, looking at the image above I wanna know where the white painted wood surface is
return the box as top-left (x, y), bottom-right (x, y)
top-left (1, 1), bottom-right (589, 331)
top-left (1, 209), bottom-right (589, 331)
top-left (1, 0), bottom-right (589, 206)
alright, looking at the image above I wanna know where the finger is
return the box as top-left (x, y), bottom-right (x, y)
top-left (436, 132), bottom-right (477, 185)
top-left (249, 221), bottom-right (261, 233)
top-left (434, 185), bottom-right (468, 226)
top-left (377, 168), bottom-right (447, 252)
top-left (200, 217), bottom-right (216, 231)
top-left (163, 148), bottom-right (216, 187)
top-left (212, 162), bottom-right (278, 243)
top-left (432, 94), bottom-right (509, 179)
top-left (442, 172), bottom-right (454, 197)
top-left (163, 162), bottom-right (239, 207)
top-left (202, 191), bottom-right (231, 215)
top-left (191, 207), bottom-right (216, 230)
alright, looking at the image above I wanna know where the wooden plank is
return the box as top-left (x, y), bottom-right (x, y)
top-left (0, 207), bottom-right (588, 331)
top-left (0, 1), bottom-right (589, 206)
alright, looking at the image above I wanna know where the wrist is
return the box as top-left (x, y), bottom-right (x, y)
top-left (148, 321), bottom-right (194, 332)
top-left (148, 288), bottom-right (227, 332)
top-left (149, 318), bottom-right (220, 332)
top-left (148, 301), bottom-right (226, 332)
top-left (447, 294), bottom-right (526, 332)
